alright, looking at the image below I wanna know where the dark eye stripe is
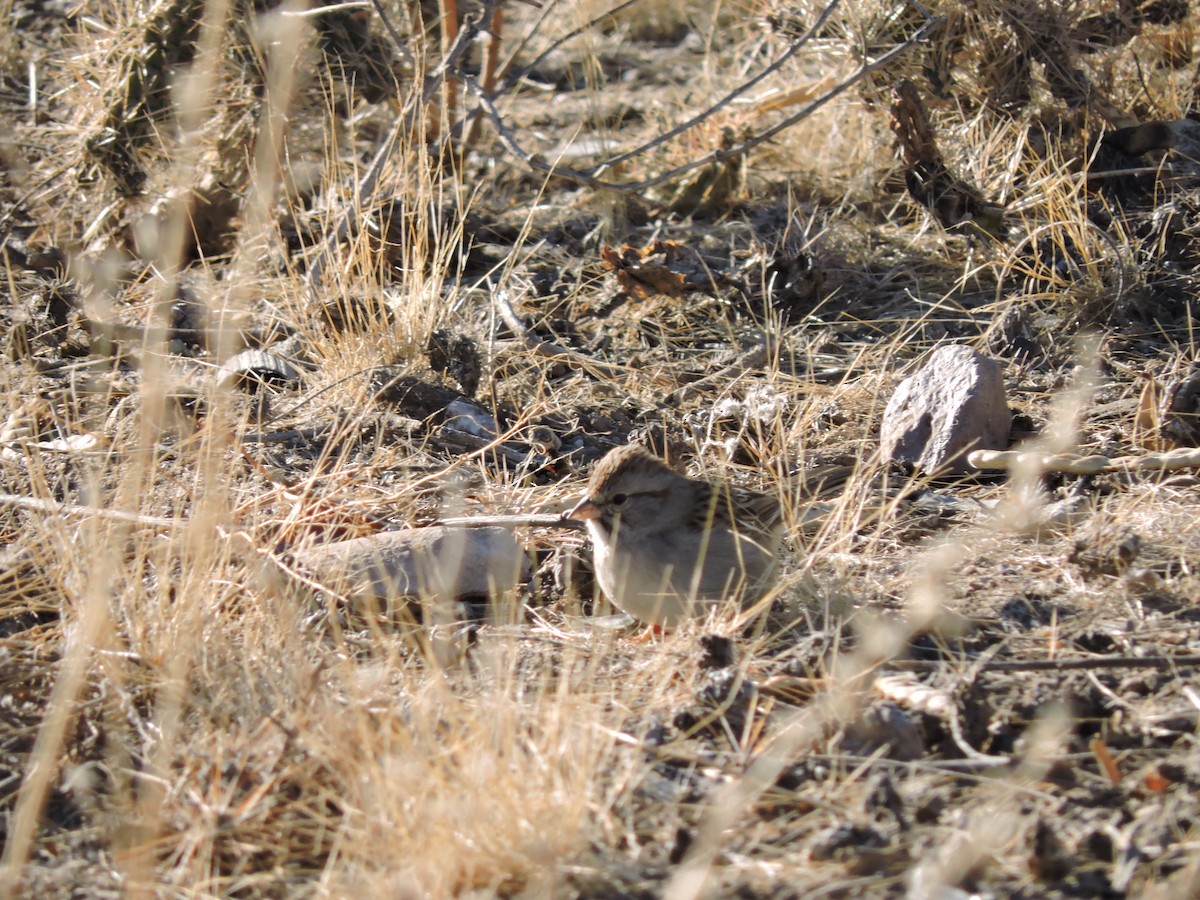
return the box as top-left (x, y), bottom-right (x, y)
top-left (596, 488), bottom-right (669, 532)
top-left (591, 507), bottom-right (619, 535)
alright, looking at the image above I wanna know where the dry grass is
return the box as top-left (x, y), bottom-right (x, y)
top-left (3, 0), bottom-right (1200, 897)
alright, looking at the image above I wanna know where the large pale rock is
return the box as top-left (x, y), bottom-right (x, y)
top-left (881, 344), bottom-right (1011, 474)
top-left (295, 526), bottom-right (528, 605)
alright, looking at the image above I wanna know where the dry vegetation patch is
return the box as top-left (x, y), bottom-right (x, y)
top-left (3, 0), bottom-right (1200, 896)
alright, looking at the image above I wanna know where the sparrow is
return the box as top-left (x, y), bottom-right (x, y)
top-left (568, 444), bottom-right (783, 627)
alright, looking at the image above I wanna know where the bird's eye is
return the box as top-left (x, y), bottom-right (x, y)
top-left (611, 492), bottom-right (628, 507)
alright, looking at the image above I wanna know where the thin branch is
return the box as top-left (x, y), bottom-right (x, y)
top-left (492, 288), bottom-right (629, 381)
top-left (281, 2), bottom-right (371, 18)
top-left (498, 0), bottom-right (641, 91)
top-left (369, 0), bottom-right (409, 60)
top-left (464, 11), bottom-right (944, 194)
top-left (592, 0), bottom-right (843, 175)
top-left (0, 492), bottom-right (178, 528)
top-left (892, 654), bottom-right (1200, 673)
top-left (304, 0), bottom-right (499, 292)
top-left (437, 514), bottom-right (584, 529)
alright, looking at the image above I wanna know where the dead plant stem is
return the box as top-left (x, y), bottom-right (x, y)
top-left (464, 11), bottom-right (944, 193)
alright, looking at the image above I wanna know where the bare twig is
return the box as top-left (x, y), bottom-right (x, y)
top-left (0, 492), bottom-right (178, 528)
top-left (891, 654), bottom-right (1200, 673)
top-left (464, 8), bottom-right (944, 194)
top-left (492, 288), bottom-right (629, 381)
top-left (304, 0), bottom-right (499, 292)
top-left (969, 446), bottom-right (1200, 474)
top-left (498, 0), bottom-right (641, 91)
top-left (590, 0), bottom-right (844, 175)
top-left (947, 712), bottom-right (1014, 766)
top-left (665, 338), bottom-right (770, 404)
top-left (462, 0), bottom-right (831, 168)
top-left (464, 0), bottom-right (507, 148)
top-left (281, 2), bottom-right (371, 18)
top-left (437, 513), bottom-right (584, 529)
top-left (369, 0), bottom-right (409, 60)
top-left (241, 426), bottom-right (332, 444)
top-left (438, 0), bottom-right (460, 138)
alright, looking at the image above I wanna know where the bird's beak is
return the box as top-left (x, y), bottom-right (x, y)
top-left (568, 496), bottom-right (602, 522)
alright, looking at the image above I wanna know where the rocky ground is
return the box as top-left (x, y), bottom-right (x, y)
top-left (2, 0), bottom-right (1200, 896)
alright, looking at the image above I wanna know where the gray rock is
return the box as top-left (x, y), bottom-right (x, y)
top-left (295, 525), bottom-right (529, 606)
top-left (217, 349), bottom-right (303, 391)
top-left (881, 344), bottom-right (1011, 474)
